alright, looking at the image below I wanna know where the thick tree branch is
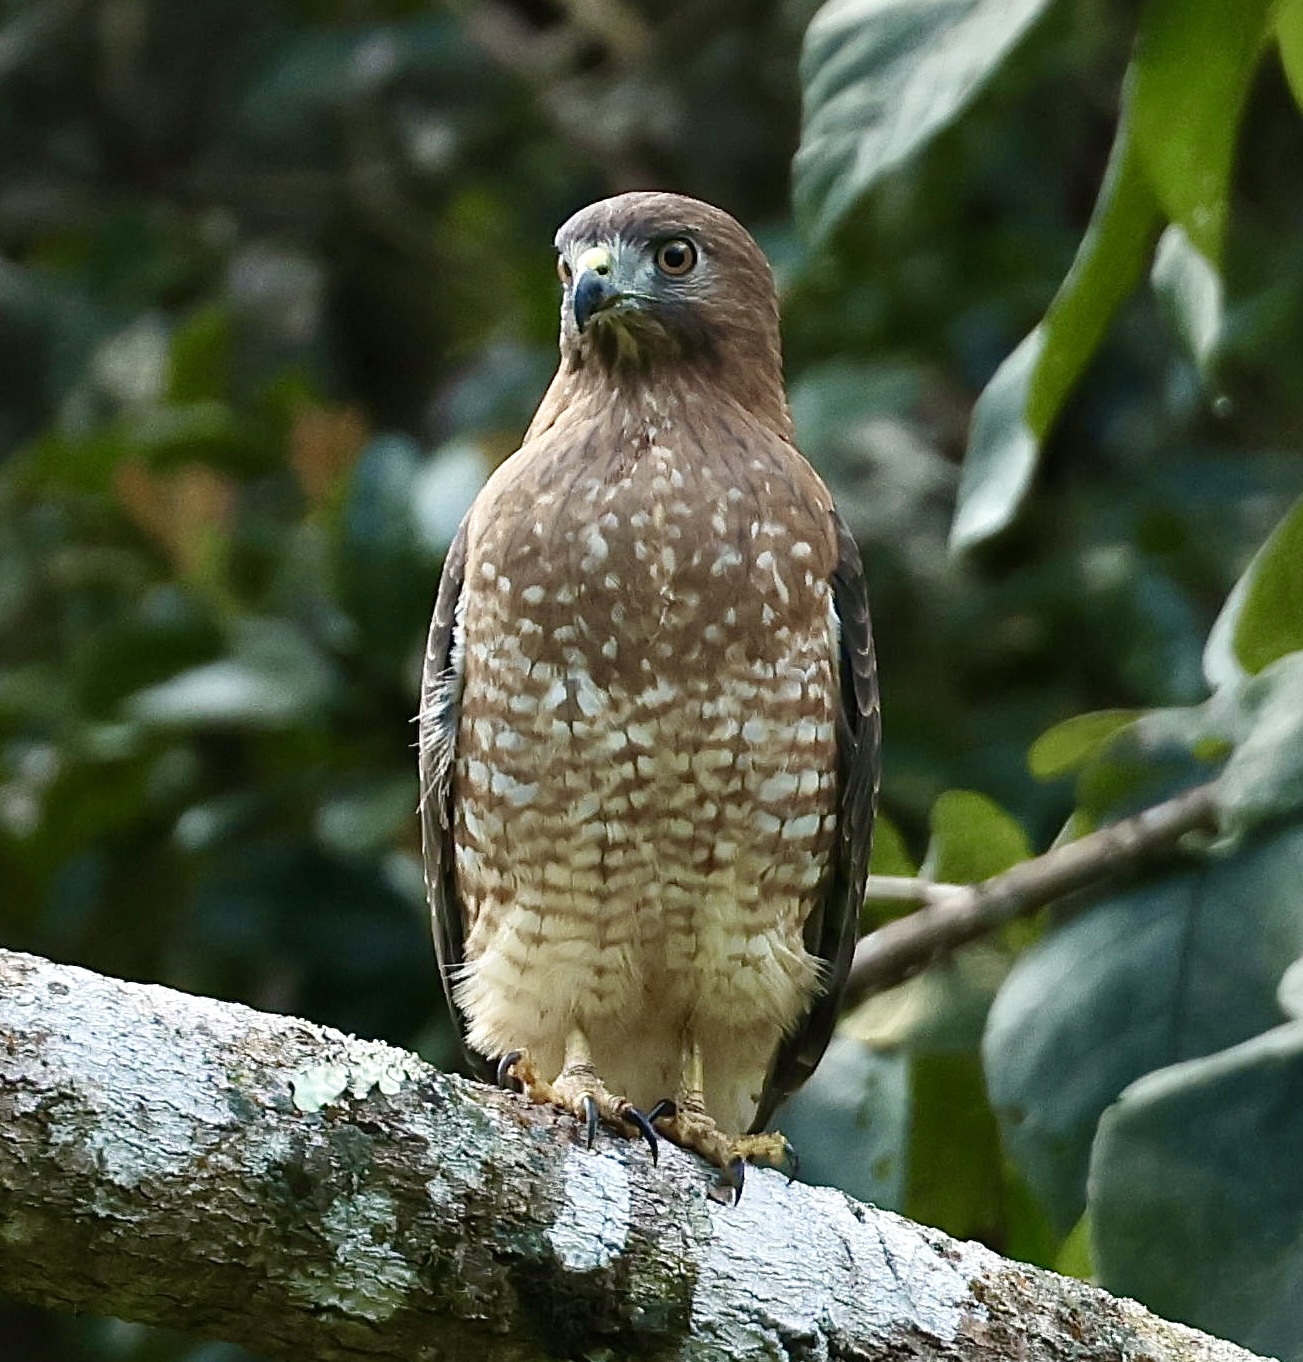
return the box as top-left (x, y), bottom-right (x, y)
top-left (849, 781), bottom-right (1220, 1002)
top-left (0, 944), bottom-right (1262, 1362)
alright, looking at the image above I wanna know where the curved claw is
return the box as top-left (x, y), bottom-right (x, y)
top-left (647, 1098), bottom-right (677, 1125)
top-left (708, 1156), bottom-right (746, 1205)
top-left (581, 1092), bottom-right (599, 1149)
top-left (776, 1138), bottom-right (800, 1181)
top-left (496, 1050), bottom-right (524, 1092)
top-left (624, 1108), bottom-right (660, 1166)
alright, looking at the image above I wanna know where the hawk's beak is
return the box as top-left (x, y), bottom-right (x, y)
top-left (572, 245), bottom-right (624, 333)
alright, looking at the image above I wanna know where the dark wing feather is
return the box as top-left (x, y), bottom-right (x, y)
top-left (418, 517), bottom-right (492, 1081)
top-left (752, 509), bottom-right (880, 1131)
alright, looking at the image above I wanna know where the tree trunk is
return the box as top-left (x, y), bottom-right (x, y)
top-left (0, 948), bottom-right (1265, 1362)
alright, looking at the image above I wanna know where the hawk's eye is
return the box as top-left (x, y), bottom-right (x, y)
top-left (654, 239), bottom-right (697, 277)
top-left (557, 256), bottom-right (573, 285)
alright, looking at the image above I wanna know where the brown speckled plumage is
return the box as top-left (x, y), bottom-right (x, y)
top-left (420, 192), bottom-right (878, 1167)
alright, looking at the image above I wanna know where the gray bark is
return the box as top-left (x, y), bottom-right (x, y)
top-left (0, 947), bottom-right (1270, 1362)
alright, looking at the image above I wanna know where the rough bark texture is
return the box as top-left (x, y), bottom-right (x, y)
top-left (0, 947), bottom-right (1267, 1362)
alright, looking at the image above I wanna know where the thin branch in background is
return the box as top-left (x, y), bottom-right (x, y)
top-left (848, 781), bottom-right (1222, 1003)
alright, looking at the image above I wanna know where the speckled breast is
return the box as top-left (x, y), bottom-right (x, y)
top-left (450, 407), bottom-right (842, 1067)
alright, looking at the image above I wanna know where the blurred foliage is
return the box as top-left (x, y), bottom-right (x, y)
top-left (789, 0), bottom-right (1303, 1354)
top-left (3, 0), bottom-right (1303, 1359)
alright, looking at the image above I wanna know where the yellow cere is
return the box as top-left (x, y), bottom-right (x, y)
top-left (577, 245), bottom-right (614, 275)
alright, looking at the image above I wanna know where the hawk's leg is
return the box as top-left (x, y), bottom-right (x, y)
top-left (498, 1029), bottom-right (660, 1163)
top-left (651, 1038), bottom-right (796, 1203)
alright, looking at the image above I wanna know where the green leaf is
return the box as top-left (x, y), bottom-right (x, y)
top-left (1205, 491), bottom-right (1303, 688)
top-left (907, 1052), bottom-right (1005, 1241)
top-left (1090, 1019), bottom-right (1303, 1359)
top-left (793, 0), bottom-right (1056, 243)
top-left (1202, 568), bottom-right (1251, 692)
top-left (315, 775), bottom-right (419, 856)
top-left (1055, 1213), bottom-right (1094, 1281)
top-left (128, 401), bottom-right (260, 473)
top-left (923, 789), bottom-right (1031, 883)
top-left (1277, 956), bottom-right (1303, 1021)
top-left (1150, 224), bottom-right (1223, 374)
top-left (951, 90), bottom-right (1161, 549)
top-left (1217, 651), bottom-right (1303, 838)
top-left (1068, 651), bottom-right (1303, 838)
top-left (1131, 0), bottom-right (1272, 264)
top-left (126, 617), bottom-right (337, 729)
top-left (1279, 0), bottom-right (1303, 111)
top-left (1223, 493), bottom-right (1303, 677)
top-left (775, 1035), bottom-right (911, 1210)
top-left (71, 592), bottom-right (224, 719)
top-left (949, 328), bottom-right (1043, 551)
top-left (849, 943), bottom-right (1010, 1052)
top-left (169, 303), bottom-right (233, 404)
top-left (867, 808), bottom-right (915, 878)
top-left (1073, 698), bottom-right (1231, 826)
top-left (983, 822), bottom-right (1303, 1231)
top-left (1028, 710), bottom-right (1143, 780)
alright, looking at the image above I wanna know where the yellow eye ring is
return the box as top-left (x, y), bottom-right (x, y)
top-left (557, 256), bottom-right (573, 284)
top-left (654, 238), bottom-right (697, 277)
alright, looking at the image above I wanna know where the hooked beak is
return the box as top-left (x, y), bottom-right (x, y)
top-left (571, 244), bottom-right (625, 333)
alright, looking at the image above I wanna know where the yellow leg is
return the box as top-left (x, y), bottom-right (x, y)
top-left (652, 1035), bottom-right (796, 1203)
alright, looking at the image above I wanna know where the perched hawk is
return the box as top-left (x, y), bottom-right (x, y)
top-left (420, 192), bottom-right (878, 1197)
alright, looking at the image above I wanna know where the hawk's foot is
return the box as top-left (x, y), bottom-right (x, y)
top-left (497, 1048), bottom-right (660, 1164)
top-left (650, 1099), bottom-right (797, 1203)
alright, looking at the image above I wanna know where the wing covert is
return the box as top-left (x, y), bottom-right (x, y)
top-left (752, 509), bottom-right (880, 1130)
top-left (418, 517), bottom-right (491, 1080)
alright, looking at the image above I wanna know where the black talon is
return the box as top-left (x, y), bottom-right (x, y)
top-left (581, 1093), bottom-right (599, 1149)
top-left (496, 1050), bottom-right (524, 1092)
top-left (647, 1098), bottom-right (677, 1125)
top-left (783, 1140), bottom-right (800, 1181)
top-left (625, 1108), bottom-right (660, 1166)
top-left (709, 1156), bottom-right (746, 1204)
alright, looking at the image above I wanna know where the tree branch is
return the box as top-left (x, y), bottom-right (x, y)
top-left (849, 781), bottom-right (1221, 1003)
top-left (0, 944), bottom-right (1262, 1362)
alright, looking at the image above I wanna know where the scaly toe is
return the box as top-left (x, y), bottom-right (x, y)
top-left (655, 1106), bottom-right (799, 1200)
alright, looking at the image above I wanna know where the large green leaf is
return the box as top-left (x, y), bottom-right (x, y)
top-left (922, 788), bottom-right (1030, 882)
top-left (907, 1052), bottom-right (1006, 1241)
top-left (1028, 709), bottom-right (1142, 780)
top-left (793, 0), bottom-right (1057, 243)
top-left (125, 617), bottom-right (337, 729)
top-left (1066, 650), bottom-right (1303, 840)
top-left (1090, 960), bottom-right (1303, 1359)
top-left (775, 1035), bottom-right (911, 1209)
top-left (1130, 0), bottom-right (1272, 266)
top-left (1150, 224), bottom-right (1224, 375)
top-left (1217, 651), bottom-right (1303, 839)
top-left (1206, 493), bottom-right (1303, 685)
top-left (983, 822), bottom-right (1303, 1231)
top-left (950, 86), bottom-right (1161, 549)
top-left (1280, 0), bottom-right (1303, 111)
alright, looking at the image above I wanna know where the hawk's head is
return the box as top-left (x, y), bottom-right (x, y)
top-left (553, 192), bottom-right (783, 384)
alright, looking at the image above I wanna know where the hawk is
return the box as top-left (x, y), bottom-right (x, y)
top-left (419, 191), bottom-right (878, 1197)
